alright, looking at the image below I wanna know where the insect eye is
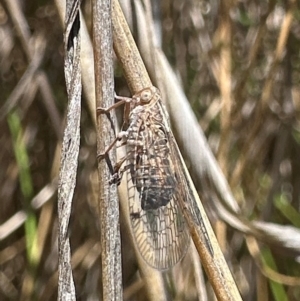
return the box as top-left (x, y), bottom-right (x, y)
top-left (140, 90), bottom-right (152, 103)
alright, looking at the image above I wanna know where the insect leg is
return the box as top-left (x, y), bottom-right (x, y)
top-left (97, 100), bottom-right (125, 114)
top-left (97, 130), bottom-right (129, 184)
top-left (96, 93), bottom-right (134, 184)
top-left (109, 158), bottom-right (131, 185)
top-left (97, 131), bottom-right (128, 161)
top-left (97, 94), bottom-right (133, 114)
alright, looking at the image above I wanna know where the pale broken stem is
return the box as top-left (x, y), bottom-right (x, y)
top-left (216, 1), bottom-right (233, 179)
top-left (215, 0), bottom-right (233, 261)
top-left (57, 0), bottom-right (81, 300)
top-left (93, 0), bottom-right (122, 300)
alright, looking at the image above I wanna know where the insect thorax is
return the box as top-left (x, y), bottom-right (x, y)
top-left (127, 103), bottom-right (176, 210)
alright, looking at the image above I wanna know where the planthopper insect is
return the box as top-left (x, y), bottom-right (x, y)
top-left (97, 86), bottom-right (212, 270)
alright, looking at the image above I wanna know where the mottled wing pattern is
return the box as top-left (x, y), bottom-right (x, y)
top-left (126, 101), bottom-right (190, 270)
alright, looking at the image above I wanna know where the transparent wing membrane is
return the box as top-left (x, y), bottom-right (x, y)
top-left (128, 173), bottom-right (189, 269)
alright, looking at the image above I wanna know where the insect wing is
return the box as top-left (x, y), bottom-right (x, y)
top-left (126, 104), bottom-right (190, 270)
top-left (128, 185), bottom-right (190, 270)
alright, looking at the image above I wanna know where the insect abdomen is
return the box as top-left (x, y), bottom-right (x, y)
top-left (135, 156), bottom-right (176, 210)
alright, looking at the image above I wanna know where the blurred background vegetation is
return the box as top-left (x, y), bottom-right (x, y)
top-left (1, 0), bottom-right (300, 300)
